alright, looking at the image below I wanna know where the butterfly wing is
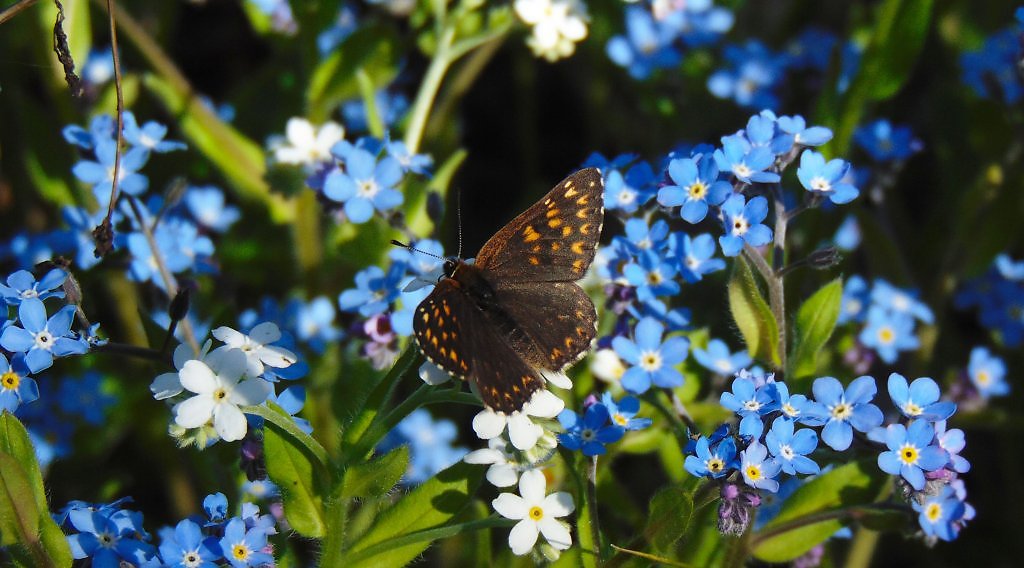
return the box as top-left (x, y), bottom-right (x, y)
top-left (413, 279), bottom-right (544, 413)
top-left (474, 168), bottom-right (604, 282)
top-left (491, 280), bottom-right (598, 371)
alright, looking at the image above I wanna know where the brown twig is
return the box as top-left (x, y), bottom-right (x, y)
top-left (0, 0), bottom-right (40, 26)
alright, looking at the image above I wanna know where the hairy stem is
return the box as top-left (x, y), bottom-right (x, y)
top-left (586, 456), bottom-right (603, 560)
top-left (404, 25), bottom-right (456, 154)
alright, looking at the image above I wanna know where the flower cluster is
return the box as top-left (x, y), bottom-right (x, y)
top-left (960, 10), bottom-right (1024, 105)
top-left (557, 393), bottom-right (652, 455)
top-left (686, 370), bottom-right (974, 542)
top-left (838, 276), bottom-right (933, 365)
top-left (149, 322), bottom-right (301, 445)
top-left (514, 0), bottom-right (590, 62)
top-left (59, 493), bottom-right (280, 567)
top-left (956, 253), bottom-right (1024, 347)
top-left (607, 1), bottom-right (734, 79)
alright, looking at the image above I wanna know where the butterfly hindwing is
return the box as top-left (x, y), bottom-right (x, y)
top-left (474, 168), bottom-right (604, 282)
top-left (490, 280), bottom-right (597, 371)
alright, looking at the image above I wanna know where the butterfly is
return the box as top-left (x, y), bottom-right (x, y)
top-left (413, 168), bottom-right (605, 414)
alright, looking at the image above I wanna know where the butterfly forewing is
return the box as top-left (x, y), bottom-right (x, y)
top-left (412, 279), bottom-right (544, 413)
top-left (474, 168), bottom-right (604, 282)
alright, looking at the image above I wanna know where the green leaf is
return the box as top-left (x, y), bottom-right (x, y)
top-left (727, 256), bottom-right (779, 365)
top-left (789, 278), bottom-right (843, 379)
top-left (645, 484), bottom-right (694, 553)
top-left (0, 413), bottom-right (47, 512)
top-left (345, 461), bottom-right (484, 566)
top-left (306, 25), bottom-right (401, 122)
top-left (753, 461), bottom-right (887, 562)
top-left (0, 451), bottom-right (40, 548)
top-left (263, 414), bottom-right (329, 537)
top-left (343, 446), bottom-right (409, 499)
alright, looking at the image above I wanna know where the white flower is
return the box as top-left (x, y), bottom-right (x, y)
top-left (473, 390), bottom-right (564, 451)
top-left (492, 469), bottom-right (574, 555)
top-left (418, 361), bottom-right (451, 385)
top-left (514, 0), bottom-right (589, 62)
top-left (151, 340), bottom-right (214, 400)
top-left (173, 350), bottom-right (272, 442)
top-left (590, 349), bottom-right (625, 383)
top-left (212, 322), bottom-right (297, 378)
top-left (273, 118), bottom-right (344, 165)
top-left (464, 438), bottom-right (521, 487)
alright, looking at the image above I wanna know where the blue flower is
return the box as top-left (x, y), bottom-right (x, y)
top-left (785, 28), bottom-right (838, 71)
top-left (71, 138), bottom-right (150, 206)
top-left (658, 156), bottom-right (731, 223)
top-left (606, 6), bottom-right (682, 80)
top-left (887, 373), bottom-right (956, 421)
top-left (714, 135), bottom-right (781, 184)
top-left (57, 372), bottom-right (116, 426)
top-left (877, 420), bottom-right (948, 490)
top-left (219, 518), bottom-right (273, 568)
top-left (859, 307), bottom-right (919, 364)
top-left (777, 114), bottom-right (833, 147)
top-left (203, 493), bottom-right (229, 526)
top-left (796, 151), bottom-right (859, 204)
top-left (323, 148), bottom-right (404, 223)
top-left (960, 27), bottom-right (1024, 105)
top-left (718, 194), bottom-right (773, 257)
top-left (0, 268), bottom-right (67, 305)
top-left (870, 279), bottom-right (934, 324)
top-left (692, 339), bottom-right (751, 375)
top-left (601, 393), bottom-right (652, 431)
top-left (833, 215), bottom-right (862, 251)
top-left (0, 354), bottom-right (38, 413)
top-left (0, 298), bottom-right (86, 373)
top-left (603, 161), bottom-right (656, 213)
top-left (557, 402), bottom-right (626, 456)
top-left (671, 233), bottom-right (725, 282)
top-left (386, 139), bottom-right (433, 175)
top-left (720, 376), bottom-right (779, 437)
top-left (772, 381), bottom-right (821, 426)
top-left (157, 519), bottom-right (220, 568)
top-left (853, 119), bottom-right (922, 162)
top-left (967, 346), bottom-right (1008, 398)
top-left (621, 218), bottom-right (671, 253)
top-left (838, 275), bottom-right (870, 324)
top-left (684, 434), bottom-right (737, 479)
top-left (338, 262), bottom-right (407, 317)
top-left (67, 507), bottom-right (156, 566)
top-left (934, 420), bottom-right (971, 474)
top-left (611, 317), bottom-right (689, 394)
top-left (624, 250), bottom-right (680, 298)
top-left (707, 40), bottom-right (785, 110)
top-left (378, 408), bottom-right (468, 485)
top-left (341, 91), bottom-right (409, 133)
top-left (742, 112), bottom-right (794, 155)
top-left (292, 296), bottom-right (342, 354)
top-left (688, 435), bottom-right (737, 481)
top-left (807, 376), bottom-right (884, 451)
top-left (123, 111), bottom-right (187, 153)
top-left (765, 416), bottom-right (820, 475)
top-left (913, 486), bottom-right (967, 541)
top-left (184, 185), bottom-right (240, 233)
top-left (739, 441), bottom-right (781, 492)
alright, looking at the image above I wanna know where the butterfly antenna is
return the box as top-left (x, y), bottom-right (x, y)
top-left (389, 240), bottom-right (445, 261)
top-left (456, 186), bottom-right (464, 258)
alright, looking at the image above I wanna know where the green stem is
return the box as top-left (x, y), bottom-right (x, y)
top-left (608, 544), bottom-right (693, 567)
top-left (403, 25), bottom-right (456, 154)
top-left (243, 404), bottom-right (332, 471)
top-left (743, 244), bottom-right (785, 372)
top-left (345, 517), bottom-right (514, 564)
top-left (722, 520), bottom-right (754, 568)
top-left (586, 456), bottom-right (603, 560)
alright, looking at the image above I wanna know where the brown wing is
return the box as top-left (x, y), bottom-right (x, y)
top-left (474, 168), bottom-right (604, 282)
top-left (413, 279), bottom-right (544, 413)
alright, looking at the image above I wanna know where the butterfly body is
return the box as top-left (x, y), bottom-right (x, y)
top-left (414, 168), bottom-right (604, 413)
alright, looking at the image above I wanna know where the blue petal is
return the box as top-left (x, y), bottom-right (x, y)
top-left (651, 367), bottom-right (683, 388)
top-left (660, 337), bottom-right (689, 364)
top-left (917, 446), bottom-right (949, 471)
top-left (323, 171), bottom-right (356, 202)
top-left (344, 197), bottom-right (375, 223)
top-left (719, 235), bottom-right (742, 257)
top-left (901, 464), bottom-right (926, 490)
top-left (821, 419), bottom-right (852, 451)
top-left (25, 349), bottom-right (54, 374)
top-left (845, 375), bottom-right (878, 404)
top-left (743, 224), bottom-right (773, 247)
top-left (18, 298), bottom-right (47, 333)
top-left (887, 373), bottom-right (910, 407)
top-left (657, 186), bottom-right (686, 207)
top-left (908, 377), bottom-right (940, 406)
top-left (849, 403), bottom-right (884, 432)
top-left (0, 327), bottom-right (35, 353)
top-left (877, 450), bottom-right (901, 475)
top-left (621, 367), bottom-right (652, 394)
top-left (634, 317), bottom-right (664, 350)
top-left (611, 336), bottom-right (641, 365)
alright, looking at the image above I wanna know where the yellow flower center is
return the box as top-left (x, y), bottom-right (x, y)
top-left (639, 351), bottom-right (662, 372)
top-left (612, 414), bottom-right (628, 426)
top-left (529, 506), bottom-right (544, 521)
top-left (831, 402), bottom-right (852, 421)
top-left (745, 465), bottom-right (762, 481)
top-left (902, 402), bottom-right (922, 416)
top-left (878, 326), bottom-right (895, 344)
top-left (925, 502), bottom-right (943, 523)
top-left (687, 181), bottom-right (707, 199)
top-left (782, 403), bottom-right (799, 417)
top-left (707, 458), bottom-right (724, 473)
top-left (214, 388), bottom-right (228, 402)
top-left (899, 443), bottom-right (919, 465)
top-left (231, 544), bottom-right (250, 561)
top-left (975, 370), bottom-right (991, 385)
top-left (1, 371), bottom-right (19, 390)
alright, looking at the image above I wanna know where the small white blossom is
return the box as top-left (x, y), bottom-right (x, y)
top-left (514, 0), bottom-right (589, 62)
top-left (173, 350), bottom-right (271, 442)
top-left (212, 322), bottom-right (297, 378)
top-left (150, 340), bottom-right (214, 400)
top-left (272, 118), bottom-right (344, 165)
top-left (590, 348), bottom-right (626, 383)
top-left (464, 438), bottom-right (520, 487)
top-left (473, 390), bottom-right (564, 451)
top-left (492, 469), bottom-right (574, 555)
top-left (418, 361), bottom-right (451, 385)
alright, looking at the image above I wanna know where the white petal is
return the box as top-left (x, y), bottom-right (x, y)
top-left (508, 413), bottom-right (543, 451)
top-left (230, 378), bottom-right (272, 406)
top-left (525, 390), bottom-right (564, 418)
top-left (541, 491), bottom-right (575, 517)
top-left (174, 394), bottom-right (215, 428)
top-left (172, 342), bottom-right (194, 369)
top-left (418, 362), bottom-right (451, 385)
top-left (464, 448), bottom-right (504, 465)
top-left (285, 118), bottom-right (315, 147)
top-left (492, 492), bottom-right (528, 520)
top-left (590, 349), bottom-right (625, 383)
top-left (249, 322), bottom-right (282, 344)
top-left (508, 519), bottom-right (540, 556)
top-left (561, 18), bottom-right (587, 41)
top-left (315, 122), bottom-right (344, 152)
top-left (532, 22), bottom-right (560, 49)
top-left (150, 372), bottom-right (183, 400)
top-left (212, 326), bottom-right (245, 348)
top-left (275, 147), bottom-right (308, 165)
top-left (213, 403), bottom-right (248, 442)
top-left (217, 349), bottom-right (249, 381)
top-left (487, 464), bottom-right (520, 488)
top-left (539, 370), bottom-right (572, 390)
top-left (538, 518), bottom-right (572, 550)
top-left (259, 344), bottom-right (297, 368)
top-left (518, 469), bottom-right (547, 504)
top-left (179, 360), bottom-right (219, 394)
top-left (473, 409), bottom-right (507, 440)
